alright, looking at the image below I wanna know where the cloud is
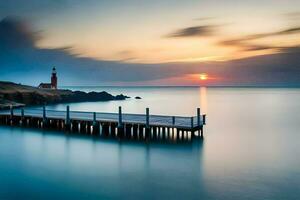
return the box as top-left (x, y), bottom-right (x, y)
top-left (115, 50), bottom-right (138, 62)
top-left (284, 11), bottom-right (300, 20)
top-left (165, 25), bottom-right (219, 38)
top-left (218, 26), bottom-right (300, 51)
top-left (218, 38), bottom-right (276, 51)
top-left (222, 26), bottom-right (300, 44)
top-left (243, 45), bottom-right (276, 51)
top-left (0, 17), bottom-right (40, 48)
top-left (193, 17), bottom-right (216, 21)
top-left (280, 27), bottom-right (300, 35)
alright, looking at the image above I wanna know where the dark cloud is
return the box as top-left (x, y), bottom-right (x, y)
top-left (218, 38), bottom-right (277, 52)
top-left (165, 25), bottom-right (218, 38)
top-left (280, 27), bottom-right (300, 35)
top-left (284, 11), bottom-right (300, 20)
top-left (115, 50), bottom-right (138, 62)
top-left (243, 45), bottom-right (276, 51)
top-left (222, 26), bottom-right (300, 44)
top-left (218, 26), bottom-right (300, 52)
top-left (193, 17), bottom-right (216, 21)
top-left (0, 17), bottom-right (172, 84)
top-left (0, 17), bottom-right (40, 48)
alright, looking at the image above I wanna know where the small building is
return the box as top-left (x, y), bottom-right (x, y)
top-left (38, 67), bottom-right (58, 89)
top-left (38, 83), bottom-right (52, 89)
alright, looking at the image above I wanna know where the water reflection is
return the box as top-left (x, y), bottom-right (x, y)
top-left (199, 87), bottom-right (208, 114)
top-left (0, 125), bottom-right (205, 199)
top-left (2, 87), bottom-right (300, 199)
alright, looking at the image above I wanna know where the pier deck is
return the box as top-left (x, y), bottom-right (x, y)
top-left (0, 107), bottom-right (206, 140)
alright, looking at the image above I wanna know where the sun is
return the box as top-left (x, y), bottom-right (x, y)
top-left (199, 73), bottom-right (208, 80)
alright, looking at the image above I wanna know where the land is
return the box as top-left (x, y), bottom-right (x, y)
top-left (0, 81), bottom-right (129, 109)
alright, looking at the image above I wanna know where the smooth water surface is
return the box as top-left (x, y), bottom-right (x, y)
top-left (1, 87), bottom-right (300, 199)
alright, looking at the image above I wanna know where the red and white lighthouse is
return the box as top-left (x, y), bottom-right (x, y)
top-left (51, 67), bottom-right (57, 89)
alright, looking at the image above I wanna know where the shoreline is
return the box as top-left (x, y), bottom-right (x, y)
top-left (0, 81), bottom-right (130, 110)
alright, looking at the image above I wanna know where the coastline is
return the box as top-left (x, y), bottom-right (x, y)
top-left (0, 81), bottom-right (129, 110)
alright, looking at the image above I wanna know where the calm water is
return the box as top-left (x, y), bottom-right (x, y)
top-left (1, 87), bottom-right (300, 199)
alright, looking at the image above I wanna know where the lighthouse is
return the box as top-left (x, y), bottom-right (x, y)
top-left (51, 67), bottom-right (57, 89)
top-left (38, 67), bottom-right (58, 89)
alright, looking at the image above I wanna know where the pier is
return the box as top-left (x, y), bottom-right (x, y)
top-left (0, 106), bottom-right (206, 142)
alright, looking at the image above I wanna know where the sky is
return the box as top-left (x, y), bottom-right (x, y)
top-left (0, 0), bottom-right (300, 86)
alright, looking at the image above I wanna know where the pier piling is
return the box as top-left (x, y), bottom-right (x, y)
top-left (118, 106), bottom-right (124, 137)
top-left (145, 108), bottom-right (150, 139)
top-left (65, 106), bottom-right (71, 131)
top-left (0, 106), bottom-right (206, 142)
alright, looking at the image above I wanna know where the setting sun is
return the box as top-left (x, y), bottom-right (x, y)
top-left (199, 73), bottom-right (208, 80)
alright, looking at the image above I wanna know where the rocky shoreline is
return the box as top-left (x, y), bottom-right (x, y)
top-left (0, 81), bottom-right (129, 110)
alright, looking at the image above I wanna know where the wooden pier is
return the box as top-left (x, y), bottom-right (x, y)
top-left (0, 106), bottom-right (206, 142)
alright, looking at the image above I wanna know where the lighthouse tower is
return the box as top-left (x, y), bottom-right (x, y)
top-left (51, 67), bottom-right (57, 89)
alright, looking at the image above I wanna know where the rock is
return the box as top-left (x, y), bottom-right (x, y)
top-left (115, 94), bottom-right (130, 100)
top-left (135, 96), bottom-right (142, 99)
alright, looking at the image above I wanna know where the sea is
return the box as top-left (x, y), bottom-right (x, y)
top-left (0, 86), bottom-right (300, 200)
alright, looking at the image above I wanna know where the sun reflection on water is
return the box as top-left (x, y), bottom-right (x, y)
top-left (199, 87), bottom-right (208, 114)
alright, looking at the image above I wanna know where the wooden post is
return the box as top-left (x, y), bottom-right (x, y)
top-left (197, 108), bottom-right (201, 126)
top-left (190, 117), bottom-right (194, 139)
top-left (19, 108), bottom-right (24, 126)
top-left (66, 106), bottom-right (70, 124)
top-left (21, 108), bottom-right (24, 119)
top-left (146, 108), bottom-right (149, 128)
top-left (72, 121), bottom-right (79, 132)
top-left (177, 129), bottom-right (180, 139)
top-left (99, 123), bottom-right (103, 136)
top-left (109, 123), bottom-right (112, 136)
top-left (152, 126), bottom-right (157, 139)
top-left (9, 105), bottom-right (14, 125)
top-left (200, 126), bottom-right (204, 138)
top-left (10, 105), bottom-right (13, 118)
top-left (65, 106), bottom-right (71, 130)
top-left (92, 112), bottom-right (99, 135)
top-left (162, 127), bottom-right (166, 140)
top-left (93, 112), bottom-right (97, 125)
top-left (42, 105), bottom-right (47, 127)
top-left (167, 127), bottom-right (170, 138)
top-left (146, 108), bottom-right (150, 139)
top-left (118, 106), bottom-right (122, 127)
top-left (118, 106), bottom-right (124, 137)
top-left (203, 114), bottom-right (206, 125)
